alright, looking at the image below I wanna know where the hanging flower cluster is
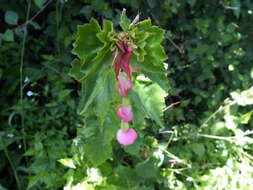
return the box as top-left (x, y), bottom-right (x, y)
top-left (69, 9), bottom-right (168, 165)
top-left (114, 41), bottom-right (138, 146)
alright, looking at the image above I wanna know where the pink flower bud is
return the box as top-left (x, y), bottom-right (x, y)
top-left (117, 74), bottom-right (132, 97)
top-left (117, 106), bottom-right (133, 122)
top-left (116, 128), bottom-right (138, 146)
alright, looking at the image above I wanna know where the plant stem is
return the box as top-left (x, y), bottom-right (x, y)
top-left (20, 0), bottom-right (31, 160)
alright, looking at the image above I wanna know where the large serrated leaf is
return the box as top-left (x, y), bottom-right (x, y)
top-left (142, 71), bottom-right (168, 91)
top-left (129, 82), bottom-right (167, 128)
top-left (77, 51), bottom-right (113, 114)
top-left (136, 19), bottom-right (152, 30)
top-left (95, 70), bottom-right (117, 127)
top-left (84, 110), bottom-right (119, 167)
top-left (78, 67), bottom-right (109, 115)
top-left (69, 59), bottom-right (86, 81)
top-left (73, 19), bottom-right (103, 60)
top-left (85, 136), bottom-right (112, 167)
top-left (132, 18), bottom-right (168, 90)
top-left (97, 20), bottom-right (114, 44)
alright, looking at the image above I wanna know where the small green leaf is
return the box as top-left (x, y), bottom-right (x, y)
top-left (34, 0), bottom-right (46, 8)
top-left (240, 111), bottom-right (253, 124)
top-left (27, 175), bottom-right (40, 189)
top-left (119, 8), bottom-right (131, 31)
top-left (147, 0), bottom-right (156, 8)
top-left (2, 29), bottom-right (14, 42)
top-left (58, 158), bottom-right (76, 169)
top-left (231, 0), bottom-right (241, 18)
top-left (191, 143), bottom-right (205, 158)
top-left (4, 11), bottom-right (18, 25)
top-left (187, 0), bottom-right (197, 7)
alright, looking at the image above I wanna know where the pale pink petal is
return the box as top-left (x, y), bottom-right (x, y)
top-left (117, 106), bottom-right (133, 122)
top-left (116, 128), bottom-right (138, 146)
top-left (117, 74), bottom-right (132, 97)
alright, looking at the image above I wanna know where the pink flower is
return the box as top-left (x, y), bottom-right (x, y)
top-left (117, 106), bottom-right (133, 122)
top-left (117, 74), bottom-right (132, 97)
top-left (116, 128), bottom-right (138, 146)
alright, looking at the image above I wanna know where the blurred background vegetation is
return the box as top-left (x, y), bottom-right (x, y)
top-left (0, 0), bottom-right (253, 189)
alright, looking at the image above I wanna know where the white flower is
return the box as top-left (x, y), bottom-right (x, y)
top-left (27, 91), bottom-right (33, 97)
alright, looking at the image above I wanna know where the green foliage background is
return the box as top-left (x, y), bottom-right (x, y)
top-left (0, 0), bottom-right (253, 189)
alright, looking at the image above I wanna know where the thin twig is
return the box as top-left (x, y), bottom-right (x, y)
top-left (199, 100), bottom-right (236, 130)
top-left (15, 0), bottom-right (53, 30)
top-left (197, 130), bottom-right (253, 142)
top-left (163, 101), bottom-right (181, 111)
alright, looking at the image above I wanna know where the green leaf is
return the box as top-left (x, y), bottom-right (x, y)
top-left (119, 8), bottom-right (131, 31)
top-left (191, 143), bottom-right (205, 158)
top-left (133, 19), bottom-right (168, 90)
top-left (27, 175), bottom-right (40, 189)
top-left (58, 158), bottom-right (76, 169)
top-left (142, 71), bottom-right (168, 91)
top-left (34, 0), bottom-right (46, 8)
top-left (4, 11), bottom-right (18, 25)
top-left (102, 110), bottom-right (120, 141)
top-left (187, 0), bottom-right (197, 7)
top-left (69, 59), bottom-right (86, 81)
top-left (2, 29), bottom-right (14, 42)
top-left (240, 111), bottom-right (253, 124)
top-left (112, 166), bottom-right (139, 186)
top-left (231, 0), bottom-right (241, 18)
top-left (78, 69), bottom-right (108, 115)
top-left (231, 87), bottom-right (253, 106)
top-left (73, 19), bottom-right (103, 60)
top-left (0, 184), bottom-right (8, 190)
top-left (95, 70), bottom-right (117, 127)
top-left (78, 54), bottom-right (113, 115)
top-left (147, 0), bottom-right (156, 8)
top-left (129, 81), bottom-right (166, 128)
top-left (85, 136), bottom-right (112, 167)
top-left (97, 20), bottom-right (114, 44)
top-left (123, 139), bottom-right (141, 155)
top-left (135, 159), bottom-right (158, 179)
top-left (83, 110), bottom-right (119, 167)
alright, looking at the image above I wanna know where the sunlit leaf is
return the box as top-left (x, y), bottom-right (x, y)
top-left (58, 158), bottom-right (76, 169)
